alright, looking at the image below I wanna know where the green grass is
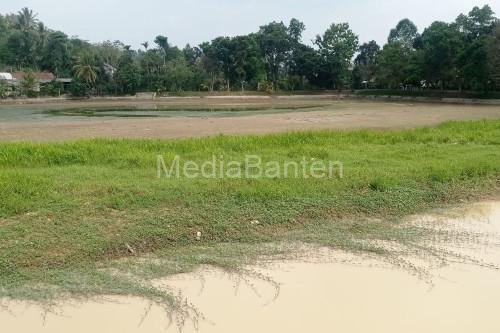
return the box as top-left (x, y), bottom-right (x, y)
top-left (0, 120), bottom-right (500, 310)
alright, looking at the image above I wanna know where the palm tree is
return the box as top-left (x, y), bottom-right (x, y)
top-left (141, 41), bottom-right (149, 51)
top-left (21, 72), bottom-right (37, 96)
top-left (37, 22), bottom-right (49, 49)
top-left (154, 35), bottom-right (169, 66)
top-left (73, 55), bottom-right (98, 85)
top-left (17, 7), bottom-right (38, 31)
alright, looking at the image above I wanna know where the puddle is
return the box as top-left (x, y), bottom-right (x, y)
top-left (1, 202), bottom-right (500, 333)
top-left (41, 105), bottom-right (325, 119)
top-left (0, 105), bottom-right (324, 122)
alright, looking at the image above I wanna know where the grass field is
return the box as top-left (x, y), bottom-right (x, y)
top-left (1, 120), bottom-right (500, 309)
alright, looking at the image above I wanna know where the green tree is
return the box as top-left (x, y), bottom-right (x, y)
top-left (388, 19), bottom-right (419, 50)
top-left (287, 43), bottom-right (318, 90)
top-left (37, 22), bottom-right (48, 49)
top-left (72, 54), bottom-right (98, 95)
top-left (377, 42), bottom-right (409, 88)
top-left (16, 7), bottom-right (37, 31)
top-left (353, 41), bottom-right (380, 87)
top-left (420, 22), bottom-right (462, 90)
top-left (115, 50), bottom-right (141, 95)
top-left (487, 23), bottom-right (500, 88)
top-left (315, 23), bottom-right (359, 89)
top-left (205, 37), bottom-right (233, 90)
top-left (21, 71), bottom-right (37, 97)
top-left (41, 31), bottom-right (72, 77)
top-left (163, 57), bottom-right (195, 92)
top-left (0, 81), bottom-right (7, 98)
top-left (73, 55), bottom-right (98, 84)
top-left (286, 18), bottom-right (314, 90)
top-left (454, 6), bottom-right (497, 90)
top-left (258, 22), bottom-right (291, 90)
top-left (183, 44), bottom-right (202, 66)
top-left (454, 5), bottom-right (496, 40)
top-left (230, 35), bottom-right (265, 90)
top-left (288, 18), bottom-right (306, 43)
top-left (199, 42), bottom-right (221, 91)
top-left (6, 30), bottom-right (39, 68)
top-left (154, 35), bottom-right (170, 65)
top-left (139, 49), bottom-right (164, 91)
top-left (94, 41), bottom-right (123, 69)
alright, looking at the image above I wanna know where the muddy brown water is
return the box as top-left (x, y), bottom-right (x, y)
top-left (1, 201), bottom-right (500, 332)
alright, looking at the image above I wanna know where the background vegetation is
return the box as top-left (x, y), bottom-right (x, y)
top-left (0, 6), bottom-right (499, 97)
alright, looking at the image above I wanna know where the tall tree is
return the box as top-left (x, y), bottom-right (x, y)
top-left (21, 72), bottom-right (37, 96)
top-left (487, 23), bottom-right (500, 88)
top-left (454, 5), bottom-right (497, 90)
top-left (154, 35), bottom-right (169, 65)
top-left (355, 41), bottom-right (380, 65)
top-left (115, 49), bottom-right (141, 94)
top-left (388, 19), bottom-right (419, 50)
top-left (454, 5), bottom-right (496, 40)
top-left (37, 22), bottom-right (48, 49)
top-left (5, 30), bottom-right (39, 68)
top-left (353, 41), bottom-right (380, 87)
top-left (229, 35), bottom-right (265, 90)
top-left (377, 42), bottom-right (411, 89)
top-left (41, 31), bottom-right (72, 77)
top-left (288, 18), bottom-right (306, 43)
top-left (162, 57), bottom-right (195, 92)
top-left (16, 7), bottom-right (37, 31)
top-left (420, 21), bottom-right (461, 90)
top-left (183, 44), bottom-right (202, 66)
top-left (73, 54), bottom-right (98, 85)
top-left (258, 21), bottom-right (291, 90)
top-left (315, 23), bottom-right (359, 89)
top-left (199, 42), bottom-right (221, 91)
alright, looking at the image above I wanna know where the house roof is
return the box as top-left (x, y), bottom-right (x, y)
top-left (12, 72), bottom-right (55, 83)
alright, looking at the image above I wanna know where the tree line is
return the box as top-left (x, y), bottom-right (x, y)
top-left (0, 6), bottom-right (499, 97)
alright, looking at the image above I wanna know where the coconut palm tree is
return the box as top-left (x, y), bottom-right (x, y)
top-left (21, 72), bottom-right (37, 97)
top-left (17, 7), bottom-right (38, 31)
top-left (154, 35), bottom-right (169, 66)
top-left (37, 22), bottom-right (49, 47)
top-left (73, 55), bottom-right (98, 85)
top-left (141, 41), bottom-right (149, 51)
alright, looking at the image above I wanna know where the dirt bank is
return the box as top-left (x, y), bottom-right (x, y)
top-left (1, 201), bottom-right (500, 333)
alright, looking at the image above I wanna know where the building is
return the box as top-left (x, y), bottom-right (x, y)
top-left (0, 73), bottom-right (14, 81)
top-left (11, 72), bottom-right (56, 92)
top-left (1, 71), bottom-right (72, 96)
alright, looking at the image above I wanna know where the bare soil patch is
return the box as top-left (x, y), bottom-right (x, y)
top-left (1, 98), bottom-right (500, 141)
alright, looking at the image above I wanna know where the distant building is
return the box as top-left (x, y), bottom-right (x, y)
top-left (0, 73), bottom-right (13, 81)
top-left (11, 72), bottom-right (56, 92)
top-left (1, 71), bottom-right (72, 95)
top-left (55, 77), bottom-right (73, 91)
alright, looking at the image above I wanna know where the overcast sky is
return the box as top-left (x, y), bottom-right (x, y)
top-left (2, 1), bottom-right (498, 49)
